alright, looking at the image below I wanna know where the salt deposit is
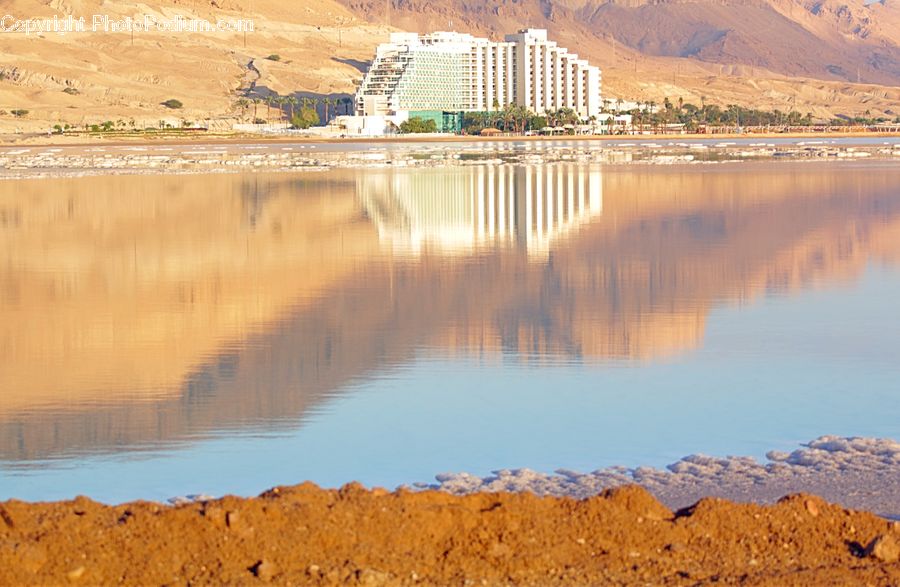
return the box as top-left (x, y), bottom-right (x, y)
top-left (423, 436), bottom-right (900, 518)
top-left (0, 140), bottom-right (895, 181)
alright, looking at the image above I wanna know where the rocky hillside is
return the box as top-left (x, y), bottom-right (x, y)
top-left (0, 0), bottom-right (382, 132)
top-left (342, 0), bottom-right (900, 85)
top-left (0, 0), bottom-right (898, 132)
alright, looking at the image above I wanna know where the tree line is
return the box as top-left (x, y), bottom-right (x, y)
top-left (233, 95), bottom-right (355, 128)
top-left (460, 104), bottom-right (583, 135)
top-left (605, 97), bottom-right (899, 132)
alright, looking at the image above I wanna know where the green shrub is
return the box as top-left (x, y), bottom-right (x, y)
top-left (63, 87), bottom-right (80, 95)
top-left (290, 107), bottom-right (320, 129)
top-left (162, 99), bottom-right (183, 109)
top-left (266, 54), bottom-right (281, 62)
top-left (399, 117), bottom-right (438, 134)
top-left (11, 109), bottom-right (28, 118)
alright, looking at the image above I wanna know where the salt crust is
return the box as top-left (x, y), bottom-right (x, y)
top-left (425, 436), bottom-right (900, 518)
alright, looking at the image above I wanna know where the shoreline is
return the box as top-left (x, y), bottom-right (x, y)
top-left (1, 137), bottom-right (898, 181)
top-left (5, 436), bottom-right (898, 520)
top-left (426, 436), bottom-right (900, 521)
top-left (2, 130), bottom-right (899, 149)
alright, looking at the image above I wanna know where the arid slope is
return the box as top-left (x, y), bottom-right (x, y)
top-left (340, 0), bottom-right (900, 118)
top-left (1, 0), bottom-right (899, 132)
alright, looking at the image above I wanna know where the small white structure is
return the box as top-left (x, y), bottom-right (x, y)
top-left (325, 113), bottom-right (409, 137)
top-left (232, 122), bottom-right (292, 133)
top-left (595, 113), bottom-right (633, 134)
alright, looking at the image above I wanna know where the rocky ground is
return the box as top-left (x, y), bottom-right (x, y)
top-left (1, 484), bottom-right (899, 585)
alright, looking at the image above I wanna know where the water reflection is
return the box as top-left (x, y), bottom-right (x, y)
top-left (2, 162), bottom-right (900, 464)
top-left (359, 166), bottom-right (602, 256)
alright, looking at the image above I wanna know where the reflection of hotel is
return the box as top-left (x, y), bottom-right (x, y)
top-left (358, 164), bottom-right (603, 256)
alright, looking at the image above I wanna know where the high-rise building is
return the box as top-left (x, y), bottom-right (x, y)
top-left (356, 29), bottom-right (601, 120)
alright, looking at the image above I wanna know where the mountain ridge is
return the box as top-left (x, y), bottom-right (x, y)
top-left (340, 0), bottom-right (900, 85)
top-left (0, 0), bottom-right (897, 132)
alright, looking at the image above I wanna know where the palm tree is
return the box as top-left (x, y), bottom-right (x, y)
top-left (515, 104), bottom-right (529, 134)
top-left (235, 98), bottom-right (250, 121)
top-left (547, 109), bottom-right (559, 128)
top-left (499, 104), bottom-right (511, 132)
top-left (287, 96), bottom-right (298, 120)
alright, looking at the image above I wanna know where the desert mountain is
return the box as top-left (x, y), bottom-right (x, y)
top-left (342, 0), bottom-right (900, 85)
top-left (0, 0), bottom-right (898, 132)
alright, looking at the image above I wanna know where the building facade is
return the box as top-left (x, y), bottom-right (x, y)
top-left (356, 29), bottom-right (601, 120)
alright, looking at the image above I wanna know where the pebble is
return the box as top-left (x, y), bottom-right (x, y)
top-left (865, 534), bottom-right (900, 563)
top-left (226, 511), bottom-right (240, 528)
top-left (804, 499), bottom-right (820, 517)
top-left (66, 566), bottom-right (85, 582)
top-left (0, 506), bottom-right (15, 528)
top-left (357, 568), bottom-right (389, 586)
top-left (250, 559), bottom-right (276, 582)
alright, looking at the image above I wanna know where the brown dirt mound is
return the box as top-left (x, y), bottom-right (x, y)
top-left (1, 484), bottom-right (899, 585)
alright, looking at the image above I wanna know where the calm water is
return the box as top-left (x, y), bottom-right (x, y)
top-left (2, 159), bottom-right (900, 503)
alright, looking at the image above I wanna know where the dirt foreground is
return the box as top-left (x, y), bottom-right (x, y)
top-left (2, 484), bottom-right (899, 586)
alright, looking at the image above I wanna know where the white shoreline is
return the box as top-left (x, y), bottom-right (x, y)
top-left (421, 436), bottom-right (900, 520)
top-left (0, 140), bottom-right (898, 180)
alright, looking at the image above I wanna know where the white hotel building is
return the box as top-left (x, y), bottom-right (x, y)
top-left (356, 29), bottom-right (602, 120)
